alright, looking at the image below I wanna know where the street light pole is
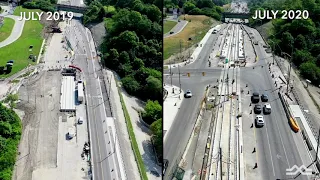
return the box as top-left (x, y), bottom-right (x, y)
top-left (315, 128), bottom-right (320, 163)
top-left (169, 61), bottom-right (172, 86)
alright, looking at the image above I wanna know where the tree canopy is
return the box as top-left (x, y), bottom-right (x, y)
top-left (254, 0), bottom-right (320, 85)
top-left (164, 0), bottom-right (225, 20)
top-left (0, 103), bottom-right (22, 180)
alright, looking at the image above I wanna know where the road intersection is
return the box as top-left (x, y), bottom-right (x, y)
top-left (163, 18), bottom-right (315, 180)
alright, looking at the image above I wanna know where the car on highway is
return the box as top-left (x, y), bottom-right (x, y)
top-left (184, 90), bottom-right (192, 98)
top-left (255, 115), bottom-right (264, 127)
top-left (254, 104), bottom-right (262, 114)
top-left (263, 103), bottom-right (272, 114)
top-left (170, 31), bottom-right (174, 34)
top-left (251, 92), bottom-right (259, 103)
top-left (261, 94), bottom-right (268, 102)
top-left (163, 159), bottom-right (169, 175)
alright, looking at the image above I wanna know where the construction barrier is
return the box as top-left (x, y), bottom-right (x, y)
top-left (289, 117), bottom-right (300, 133)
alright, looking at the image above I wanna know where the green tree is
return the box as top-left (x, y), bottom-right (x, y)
top-left (121, 76), bottom-right (140, 95)
top-left (295, 34), bottom-right (307, 50)
top-left (142, 100), bottom-right (162, 124)
top-left (183, 1), bottom-right (196, 13)
top-left (299, 61), bottom-right (320, 84)
top-left (144, 76), bottom-right (162, 101)
top-left (150, 118), bottom-right (162, 159)
top-left (281, 31), bottom-right (294, 53)
top-left (293, 49), bottom-right (315, 66)
top-left (132, 58), bottom-right (144, 70)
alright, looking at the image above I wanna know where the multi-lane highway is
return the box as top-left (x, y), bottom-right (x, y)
top-left (65, 19), bottom-right (128, 180)
top-left (164, 7), bottom-right (314, 179)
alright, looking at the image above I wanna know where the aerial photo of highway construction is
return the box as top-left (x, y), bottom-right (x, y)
top-left (0, 0), bottom-right (162, 180)
top-left (164, 1), bottom-right (320, 180)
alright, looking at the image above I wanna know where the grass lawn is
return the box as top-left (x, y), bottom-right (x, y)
top-left (164, 15), bottom-right (217, 60)
top-left (164, 21), bottom-right (177, 34)
top-left (0, 17), bottom-right (15, 42)
top-left (0, 7), bottom-right (43, 78)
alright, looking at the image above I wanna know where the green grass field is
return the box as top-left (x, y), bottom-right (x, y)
top-left (0, 7), bottom-right (43, 78)
top-left (164, 21), bottom-right (177, 34)
top-left (0, 17), bottom-right (15, 42)
top-left (164, 15), bottom-right (218, 60)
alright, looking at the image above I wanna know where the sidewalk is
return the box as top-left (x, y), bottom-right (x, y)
top-left (0, 15), bottom-right (25, 48)
top-left (165, 24), bottom-right (222, 69)
top-left (102, 69), bottom-right (141, 180)
top-left (163, 84), bottom-right (184, 142)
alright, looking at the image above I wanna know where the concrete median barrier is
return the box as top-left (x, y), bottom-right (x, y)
top-left (289, 117), bottom-right (300, 133)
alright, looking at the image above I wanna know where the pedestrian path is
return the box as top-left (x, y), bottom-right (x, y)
top-left (0, 14), bottom-right (25, 48)
top-left (163, 84), bottom-right (184, 142)
top-left (166, 24), bottom-right (222, 69)
top-left (164, 19), bottom-right (188, 38)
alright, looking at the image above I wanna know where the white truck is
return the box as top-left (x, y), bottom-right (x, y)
top-left (78, 82), bottom-right (84, 103)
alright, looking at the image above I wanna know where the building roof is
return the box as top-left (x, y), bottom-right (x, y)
top-left (60, 76), bottom-right (76, 111)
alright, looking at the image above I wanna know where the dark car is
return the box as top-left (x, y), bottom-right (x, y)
top-left (251, 92), bottom-right (260, 103)
top-left (170, 31), bottom-right (174, 34)
top-left (261, 94), bottom-right (268, 102)
top-left (7, 60), bottom-right (14, 63)
top-left (163, 159), bottom-right (169, 176)
top-left (254, 104), bottom-right (262, 114)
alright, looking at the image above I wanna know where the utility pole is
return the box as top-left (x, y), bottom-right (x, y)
top-left (178, 64), bottom-right (181, 93)
top-left (169, 59), bottom-right (172, 86)
top-left (179, 40), bottom-right (182, 93)
top-left (220, 147), bottom-right (223, 180)
top-left (316, 128), bottom-right (320, 163)
top-left (272, 42), bottom-right (275, 65)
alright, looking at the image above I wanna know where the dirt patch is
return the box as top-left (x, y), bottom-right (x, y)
top-left (13, 71), bottom-right (61, 180)
top-left (164, 15), bottom-right (219, 60)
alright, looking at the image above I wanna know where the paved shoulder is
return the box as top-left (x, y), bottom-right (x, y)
top-left (0, 15), bottom-right (25, 48)
top-left (164, 20), bottom-right (188, 38)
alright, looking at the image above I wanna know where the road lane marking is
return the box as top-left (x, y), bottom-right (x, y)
top-left (264, 123), bottom-right (276, 176)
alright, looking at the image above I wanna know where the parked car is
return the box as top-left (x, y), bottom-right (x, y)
top-left (263, 103), bottom-right (272, 114)
top-left (255, 115), bottom-right (264, 127)
top-left (254, 104), bottom-right (262, 114)
top-left (251, 92), bottom-right (260, 103)
top-left (184, 90), bottom-right (192, 98)
top-left (261, 94), bottom-right (268, 102)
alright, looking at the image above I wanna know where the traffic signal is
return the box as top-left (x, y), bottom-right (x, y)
top-left (202, 72), bottom-right (205, 76)
top-left (187, 73), bottom-right (190, 77)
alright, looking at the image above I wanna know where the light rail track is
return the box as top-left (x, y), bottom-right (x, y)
top-left (207, 24), bottom-right (241, 180)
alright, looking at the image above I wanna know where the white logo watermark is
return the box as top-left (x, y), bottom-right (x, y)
top-left (286, 165), bottom-right (313, 176)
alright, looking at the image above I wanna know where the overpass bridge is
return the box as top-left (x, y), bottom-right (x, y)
top-left (56, 4), bottom-right (87, 14)
top-left (222, 12), bottom-right (251, 21)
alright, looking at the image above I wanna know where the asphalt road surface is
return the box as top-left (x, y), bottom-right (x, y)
top-left (239, 26), bottom-right (308, 180)
top-left (164, 21), bottom-right (311, 180)
top-left (164, 19), bottom-right (188, 38)
top-left (163, 27), bottom-right (224, 179)
top-left (66, 20), bottom-right (121, 180)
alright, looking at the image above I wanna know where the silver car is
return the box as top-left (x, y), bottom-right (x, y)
top-left (184, 90), bottom-right (192, 98)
